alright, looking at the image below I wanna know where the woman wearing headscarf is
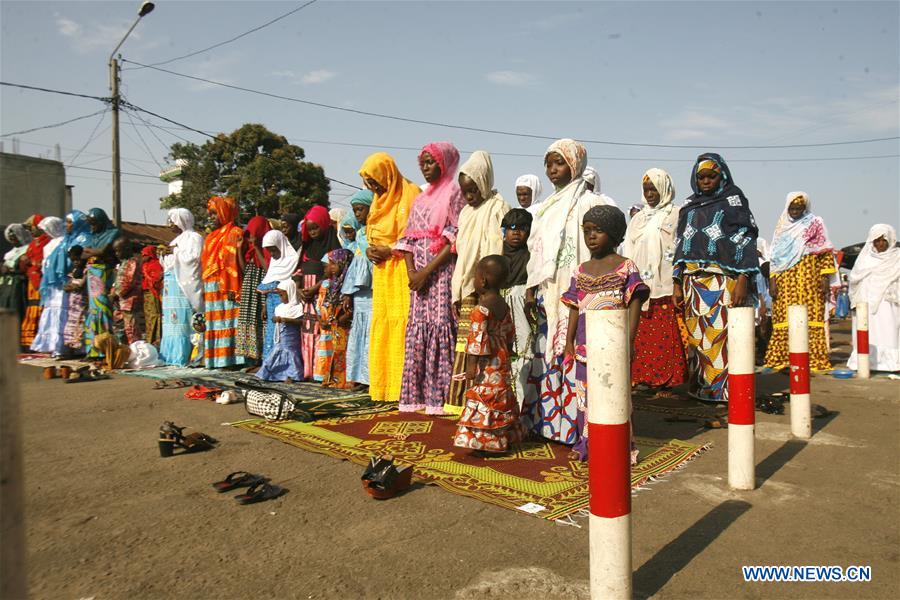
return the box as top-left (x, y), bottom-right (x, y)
top-left (582, 166), bottom-right (601, 193)
top-left (1, 224), bottom-right (31, 325)
top-left (623, 168), bottom-right (687, 391)
top-left (673, 154), bottom-right (759, 402)
top-left (358, 152), bottom-right (421, 401)
top-left (847, 224), bottom-right (900, 372)
top-left (60, 210), bottom-right (92, 354)
top-left (258, 229), bottom-right (299, 359)
top-left (296, 204), bottom-right (342, 379)
top-left (140, 246), bottom-right (164, 347)
top-left (395, 142), bottom-right (465, 414)
top-left (279, 212), bottom-right (303, 251)
top-left (30, 217), bottom-right (68, 355)
top-left (340, 189), bottom-right (375, 389)
top-left (201, 196), bottom-right (244, 369)
top-left (523, 139), bottom-right (614, 443)
top-left (160, 208), bottom-right (204, 366)
top-left (763, 192), bottom-right (837, 371)
top-left (514, 173), bottom-right (543, 213)
top-left (339, 213), bottom-right (360, 251)
top-left (446, 150), bottom-right (510, 413)
top-left (83, 208), bottom-right (121, 357)
top-left (21, 214), bottom-right (49, 348)
top-left (235, 215), bottom-right (271, 363)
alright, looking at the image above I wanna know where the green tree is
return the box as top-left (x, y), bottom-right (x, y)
top-left (160, 123), bottom-right (330, 223)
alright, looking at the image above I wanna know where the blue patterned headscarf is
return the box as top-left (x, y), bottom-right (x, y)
top-left (674, 153), bottom-right (760, 275)
top-left (87, 207), bottom-right (120, 249)
top-left (65, 210), bottom-right (92, 250)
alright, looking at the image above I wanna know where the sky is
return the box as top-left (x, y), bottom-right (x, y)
top-left (1, 0), bottom-right (898, 247)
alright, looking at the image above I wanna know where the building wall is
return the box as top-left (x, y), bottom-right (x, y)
top-left (0, 152), bottom-right (69, 224)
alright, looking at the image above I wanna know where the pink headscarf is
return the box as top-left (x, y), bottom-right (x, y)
top-left (402, 141), bottom-right (465, 252)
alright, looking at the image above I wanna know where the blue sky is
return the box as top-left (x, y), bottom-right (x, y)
top-left (2, 0), bottom-right (898, 247)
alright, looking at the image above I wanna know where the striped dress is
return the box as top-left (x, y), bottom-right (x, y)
top-left (203, 280), bottom-right (243, 369)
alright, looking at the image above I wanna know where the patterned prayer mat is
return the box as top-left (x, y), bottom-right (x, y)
top-left (232, 411), bottom-right (709, 521)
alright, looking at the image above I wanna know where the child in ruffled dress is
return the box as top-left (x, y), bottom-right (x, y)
top-left (314, 249), bottom-right (354, 388)
top-left (562, 205), bottom-right (649, 462)
top-left (453, 255), bottom-right (526, 454)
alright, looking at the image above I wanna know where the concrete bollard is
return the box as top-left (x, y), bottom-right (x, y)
top-left (856, 301), bottom-right (870, 379)
top-left (727, 306), bottom-right (756, 491)
top-left (788, 304), bottom-right (812, 439)
top-left (586, 309), bottom-right (632, 600)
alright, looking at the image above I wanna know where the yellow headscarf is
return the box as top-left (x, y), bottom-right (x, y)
top-left (358, 153), bottom-right (421, 247)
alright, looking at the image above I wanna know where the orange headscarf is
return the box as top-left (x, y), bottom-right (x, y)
top-left (201, 196), bottom-right (243, 295)
top-left (358, 153), bottom-right (420, 247)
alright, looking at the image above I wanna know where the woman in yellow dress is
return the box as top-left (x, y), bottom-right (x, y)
top-left (358, 153), bottom-right (420, 401)
top-left (764, 192), bottom-right (838, 371)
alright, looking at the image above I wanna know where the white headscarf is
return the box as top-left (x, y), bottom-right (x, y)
top-left (163, 208), bottom-right (204, 312)
top-left (273, 278), bottom-right (304, 319)
top-left (622, 168), bottom-right (679, 305)
top-left (329, 208), bottom-right (345, 225)
top-left (757, 238), bottom-right (771, 264)
top-left (582, 166), bottom-right (601, 193)
top-left (3, 224), bottom-right (30, 268)
top-left (261, 230), bottom-right (299, 284)
top-left (515, 174), bottom-right (543, 213)
top-left (452, 151), bottom-right (510, 302)
top-left (38, 217), bottom-right (66, 265)
top-left (849, 224), bottom-right (900, 313)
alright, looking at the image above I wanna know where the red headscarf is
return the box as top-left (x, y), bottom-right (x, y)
top-left (201, 196), bottom-right (243, 294)
top-left (140, 246), bottom-right (164, 299)
top-left (243, 215), bottom-right (272, 268)
top-left (300, 205), bottom-right (332, 242)
top-left (24, 214), bottom-right (49, 289)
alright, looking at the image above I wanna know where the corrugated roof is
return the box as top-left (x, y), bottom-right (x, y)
top-left (121, 222), bottom-right (177, 246)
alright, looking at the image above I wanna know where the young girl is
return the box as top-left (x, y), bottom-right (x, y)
top-left (63, 246), bottom-right (88, 354)
top-left (297, 205), bottom-right (342, 380)
top-left (258, 229), bottom-right (299, 359)
top-left (563, 205), bottom-right (649, 462)
top-left (453, 255), bottom-right (526, 454)
top-left (314, 248), bottom-right (354, 388)
top-left (256, 279), bottom-right (305, 382)
top-left (141, 246), bottom-right (164, 347)
top-left (448, 150), bottom-right (510, 413)
top-left (500, 208), bottom-right (535, 408)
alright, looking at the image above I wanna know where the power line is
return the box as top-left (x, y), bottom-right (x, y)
top-left (68, 164), bottom-right (163, 179)
top-left (123, 107), bottom-right (163, 169)
top-left (120, 59), bottom-right (900, 150)
top-left (66, 111), bottom-right (110, 167)
top-left (67, 173), bottom-right (166, 187)
top-left (0, 81), bottom-right (109, 102)
top-left (1, 109), bottom-right (109, 137)
top-left (12, 139), bottom-right (160, 165)
top-left (121, 99), bottom-right (361, 189)
top-left (123, 1), bottom-right (318, 70)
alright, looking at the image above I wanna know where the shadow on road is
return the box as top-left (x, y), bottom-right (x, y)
top-left (634, 499), bottom-right (752, 599)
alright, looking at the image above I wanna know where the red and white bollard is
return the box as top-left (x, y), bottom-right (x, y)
top-left (586, 309), bottom-right (632, 600)
top-left (727, 306), bottom-right (755, 491)
top-left (856, 301), bottom-right (870, 379)
top-left (788, 304), bottom-right (811, 439)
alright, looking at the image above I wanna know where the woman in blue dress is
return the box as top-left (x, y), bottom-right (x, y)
top-left (159, 208), bottom-right (205, 366)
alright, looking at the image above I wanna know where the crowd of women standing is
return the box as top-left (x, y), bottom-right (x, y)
top-left (2, 138), bottom-right (897, 457)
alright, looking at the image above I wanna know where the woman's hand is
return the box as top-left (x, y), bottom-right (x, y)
top-left (367, 245), bottom-right (392, 265)
top-left (672, 281), bottom-right (684, 311)
top-left (731, 274), bottom-right (748, 308)
top-left (408, 269), bottom-right (428, 292)
top-left (769, 277), bottom-right (778, 301)
top-left (524, 288), bottom-right (538, 326)
top-left (227, 291), bottom-right (237, 303)
top-left (341, 296), bottom-right (353, 313)
top-left (820, 276), bottom-right (831, 302)
top-left (563, 341), bottom-right (576, 363)
top-left (452, 300), bottom-right (460, 321)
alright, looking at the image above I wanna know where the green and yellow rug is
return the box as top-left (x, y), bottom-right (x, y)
top-left (232, 411), bottom-right (709, 521)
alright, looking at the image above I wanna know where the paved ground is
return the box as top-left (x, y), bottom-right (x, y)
top-left (13, 321), bottom-right (900, 599)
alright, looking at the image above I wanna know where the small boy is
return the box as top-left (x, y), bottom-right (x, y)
top-left (500, 208), bottom-right (534, 408)
top-left (111, 238), bottom-right (143, 343)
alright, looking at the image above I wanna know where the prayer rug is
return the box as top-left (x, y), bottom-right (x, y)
top-left (232, 411), bottom-right (709, 521)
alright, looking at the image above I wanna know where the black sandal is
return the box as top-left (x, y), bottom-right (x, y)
top-left (235, 480), bottom-right (284, 504)
top-left (158, 421), bottom-right (218, 457)
top-left (211, 471), bottom-right (265, 493)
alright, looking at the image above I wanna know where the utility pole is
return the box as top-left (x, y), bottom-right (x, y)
top-left (110, 57), bottom-right (122, 228)
top-left (107, 1), bottom-right (155, 229)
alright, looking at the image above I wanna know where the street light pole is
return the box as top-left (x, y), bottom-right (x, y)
top-left (108, 1), bottom-right (155, 229)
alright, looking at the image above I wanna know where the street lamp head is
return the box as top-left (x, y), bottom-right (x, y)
top-left (138, 2), bottom-right (155, 17)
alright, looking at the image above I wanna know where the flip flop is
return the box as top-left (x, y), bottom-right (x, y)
top-left (64, 370), bottom-right (111, 384)
top-left (235, 480), bottom-right (284, 505)
top-left (184, 385), bottom-right (222, 400)
top-left (211, 471), bottom-right (266, 493)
